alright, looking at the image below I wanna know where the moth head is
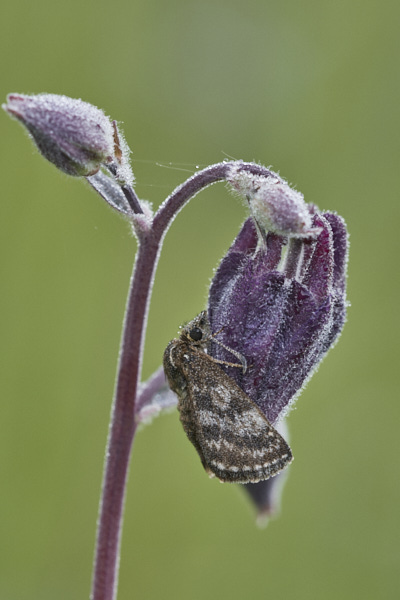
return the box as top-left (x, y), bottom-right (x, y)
top-left (179, 311), bottom-right (211, 345)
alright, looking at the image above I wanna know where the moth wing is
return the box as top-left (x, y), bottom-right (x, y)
top-left (182, 352), bottom-right (293, 484)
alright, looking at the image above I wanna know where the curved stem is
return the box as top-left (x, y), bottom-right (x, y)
top-left (153, 160), bottom-right (275, 236)
top-left (153, 162), bottom-right (231, 235)
top-left (91, 232), bottom-right (160, 600)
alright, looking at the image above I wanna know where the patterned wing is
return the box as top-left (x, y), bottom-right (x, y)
top-left (178, 349), bottom-right (293, 484)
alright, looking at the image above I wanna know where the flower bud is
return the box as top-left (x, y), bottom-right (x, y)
top-left (228, 164), bottom-right (319, 237)
top-left (3, 93), bottom-right (115, 176)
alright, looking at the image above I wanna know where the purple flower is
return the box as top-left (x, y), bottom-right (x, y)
top-left (208, 165), bottom-right (348, 518)
top-left (209, 181), bottom-right (348, 424)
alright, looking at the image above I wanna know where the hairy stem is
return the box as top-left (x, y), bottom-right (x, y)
top-left (91, 233), bottom-right (159, 600)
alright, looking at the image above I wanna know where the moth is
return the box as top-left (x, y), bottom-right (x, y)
top-left (163, 311), bottom-right (293, 483)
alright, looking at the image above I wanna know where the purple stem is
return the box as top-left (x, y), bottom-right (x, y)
top-left (152, 162), bottom-right (231, 235)
top-left (90, 234), bottom-right (159, 600)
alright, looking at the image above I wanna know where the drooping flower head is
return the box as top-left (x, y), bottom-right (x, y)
top-left (208, 163), bottom-right (348, 425)
top-left (207, 163), bottom-right (348, 519)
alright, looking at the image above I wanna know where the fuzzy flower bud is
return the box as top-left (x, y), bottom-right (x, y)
top-left (228, 164), bottom-right (320, 238)
top-left (3, 93), bottom-right (116, 177)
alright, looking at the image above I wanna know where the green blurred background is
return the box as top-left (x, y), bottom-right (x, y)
top-left (1, 1), bottom-right (399, 598)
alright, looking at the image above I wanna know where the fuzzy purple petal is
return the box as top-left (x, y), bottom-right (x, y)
top-left (208, 207), bottom-right (348, 425)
